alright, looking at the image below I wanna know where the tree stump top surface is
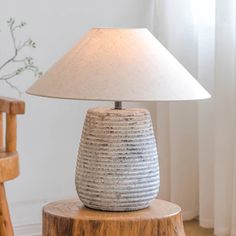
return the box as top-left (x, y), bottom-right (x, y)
top-left (43, 199), bottom-right (181, 221)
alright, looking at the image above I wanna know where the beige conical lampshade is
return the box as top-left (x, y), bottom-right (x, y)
top-left (27, 28), bottom-right (210, 101)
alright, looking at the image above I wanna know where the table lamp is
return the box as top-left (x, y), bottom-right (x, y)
top-left (27, 28), bottom-right (210, 211)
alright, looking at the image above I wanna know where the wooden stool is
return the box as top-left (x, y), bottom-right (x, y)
top-left (0, 97), bottom-right (25, 236)
top-left (43, 199), bottom-right (185, 236)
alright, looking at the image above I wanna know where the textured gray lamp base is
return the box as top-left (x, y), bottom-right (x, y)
top-left (75, 107), bottom-right (160, 211)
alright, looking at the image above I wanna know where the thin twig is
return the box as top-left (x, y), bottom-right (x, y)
top-left (4, 79), bottom-right (23, 96)
top-left (0, 21), bottom-right (18, 70)
top-left (0, 18), bottom-right (41, 95)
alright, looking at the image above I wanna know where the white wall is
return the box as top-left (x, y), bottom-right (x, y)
top-left (0, 1), bottom-right (156, 235)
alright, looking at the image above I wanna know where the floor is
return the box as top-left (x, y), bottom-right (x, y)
top-left (184, 220), bottom-right (214, 236)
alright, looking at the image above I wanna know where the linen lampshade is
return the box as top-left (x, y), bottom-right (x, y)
top-left (27, 28), bottom-right (210, 101)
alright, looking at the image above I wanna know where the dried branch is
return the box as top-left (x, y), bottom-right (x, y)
top-left (0, 18), bottom-right (41, 95)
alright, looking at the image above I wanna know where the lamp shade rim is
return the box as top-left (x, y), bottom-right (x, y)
top-left (26, 90), bottom-right (211, 102)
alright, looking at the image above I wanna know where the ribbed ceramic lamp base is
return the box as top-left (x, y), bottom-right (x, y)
top-left (75, 107), bottom-right (160, 211)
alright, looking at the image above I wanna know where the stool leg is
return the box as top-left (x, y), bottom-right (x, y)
top-left (6, 114), bottom-right (17, 153)
top-left (0, 183), bottom-right (14, 236)
top-left (0, 113), bottom-right (3, 149)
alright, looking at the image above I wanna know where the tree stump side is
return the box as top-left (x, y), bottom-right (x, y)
top-left (43, 199), bottom-right (185, 236)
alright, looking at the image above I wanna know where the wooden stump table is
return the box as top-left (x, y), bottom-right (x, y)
top-left (43, 199), bottom-right (185, 236)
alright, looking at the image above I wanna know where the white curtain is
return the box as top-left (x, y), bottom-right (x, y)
top-left (153, 0), bottom-right (236, 235)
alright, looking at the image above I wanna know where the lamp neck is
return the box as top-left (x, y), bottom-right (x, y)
top-left (114, 101), bottom-right (122, 110)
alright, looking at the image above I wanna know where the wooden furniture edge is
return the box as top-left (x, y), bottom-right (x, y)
top-left (0, 152), bottom-right (19, 183)
top-left (0, 97), bottom-right (25, 114)
top-left (0, 97), bottom-right (25, 236)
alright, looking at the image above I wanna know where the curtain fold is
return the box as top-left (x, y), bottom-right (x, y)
top-left (153, 0), bottom-right (236, 235)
